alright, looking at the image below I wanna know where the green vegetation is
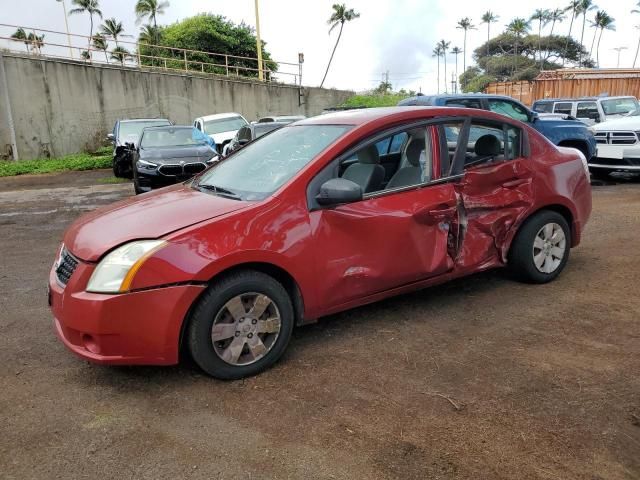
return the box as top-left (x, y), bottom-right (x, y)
top-left (340, 93), bottom-right (409, 108)
top-left (0, 148), bottom-right (111, 177)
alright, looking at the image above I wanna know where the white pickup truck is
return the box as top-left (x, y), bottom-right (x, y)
top-left (589, 115), bottom-right (640, 179)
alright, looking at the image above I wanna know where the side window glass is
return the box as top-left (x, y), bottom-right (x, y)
top-left (553, 103), bottom-right (573, 115)
top-left (375, 137), bottom-right (391, 155)
top-left (533, 102), bottom-right (553, 113)
top-left (505, 127), bottom-right (522, 159)
top-left (464, 123), bottom-right (505, 168)
top-left (445, 99), bottom-right (482, 109)
top-left (388, 132), bottom-right (407, 153)
top-left (488, 100), bottom-right (530, 122)
top-left (576, 102), bottom-right (598, 120)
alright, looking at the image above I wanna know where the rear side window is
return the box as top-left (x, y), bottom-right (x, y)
top-left (576, 102), bottom-right (598, 120)
top-left (553, 103), bottom-right (573, 115)
top-left (533, 102), bottom-right (553, 113)
top-left (445, 98), bottom-right (483, 109)
top-left (463, 122), bottom-right (523, 169)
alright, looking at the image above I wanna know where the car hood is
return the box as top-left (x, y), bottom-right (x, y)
top-left (592, 116), bottom-right (640, 131)
top-left (208, 130), bottom-right (238, 144)
top-left (64, 184), bottom-right (251, 261)
top-left (140, 145), bottom-right (216, 162)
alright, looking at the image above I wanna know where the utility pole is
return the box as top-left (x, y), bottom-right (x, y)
top-left (254, 0), bottom-right (264, 81)
top-left (57, 0), bottom-right (74, 59)
top-left (612, 47), bottom-right (628, 68)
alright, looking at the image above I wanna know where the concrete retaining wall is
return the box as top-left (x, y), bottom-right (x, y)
top-left (0, 53), bottom-right (353, 160)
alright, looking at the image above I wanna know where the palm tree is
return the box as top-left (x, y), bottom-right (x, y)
top-left (456, 17), bottom-right (475, 86)
top-left (437, 40), bottom-right (451, 93)
top-left (138, 24), bottom-right (158, 45)
top-left (69, 0), bottom-right (103, 60)
top-left (548, 8), bottom-right (566, 36)
top-left (591, 11), bottom-right (615, 67)
top-left (531, 9), bottom-right (551, 68)
top-left (320, 3), bottom-right (360, 88)
top-left (92, 33), bottom-right (109, 63)
top-left (632, 3), bottom-right (640, 67)
top-left (432, 45), bottom-right (443, 94)
top-left (110, 46), bottom-right (130, 66)
top-left (135, 0), bottom-right (169, 44)
top-left (563, 1), bottom-right (582, 65)
top-left (506, 18), bottom-right (531, 75)
top-left (100, 18), bottom-right (126, 48)
top-left (451, 46), bottom-right (462, 93)
top-left (480, 11), bottom-right (499, 58)
top-left (577, 0), bottom-right (597, 67)
top-left (10, 28), bottom-right (30, 52)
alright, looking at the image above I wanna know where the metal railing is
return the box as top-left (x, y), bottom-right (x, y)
top-left (0, 23), bottom-right (303, 85)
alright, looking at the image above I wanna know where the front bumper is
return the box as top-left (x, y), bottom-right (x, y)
top-left (590, 144), bottom-right (640, 171)
top-left (49, 259), bottom-right (205, 365)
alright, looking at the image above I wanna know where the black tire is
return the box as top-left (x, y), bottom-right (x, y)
top-left (508, 210), bottom-right (571, 284)
top-left (187, 270), bottom-right (294, 380)
top-left (590, 168), bottom-right (611, 181)
top-left (132, 169), bottom-right (144, 195)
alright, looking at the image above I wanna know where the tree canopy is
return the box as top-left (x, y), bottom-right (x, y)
top-left (139, 14), bottom-right (277, 78)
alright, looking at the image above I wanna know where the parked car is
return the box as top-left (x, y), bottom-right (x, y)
top-left (532, 96), bottom-right (640, 125)
top-left (49, 107), bottom-right (591, 380)
top-left (398, 94), bottom-right (597, 160)
top-left (588, 115), bottom-right (640, 179)
top-left (256, 115), bottom-right (306, 124)
top-left (193, 113), bottom-right (249, 154)
top-left (223, 122), bottom-right (288, 156)
top-left (132, 126), bottom-right (218, 194)
top-left (108, 118), bottom-right (172, 178)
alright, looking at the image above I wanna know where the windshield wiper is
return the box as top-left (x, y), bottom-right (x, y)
top-left (197, 184), bottom-right (242, 200)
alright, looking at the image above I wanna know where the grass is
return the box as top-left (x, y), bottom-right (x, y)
top-left (340, 92), bottom-right (410, 108)
top-left (0, 147), bottom-right (112, 177)
top-left (96, 176), bottom-right (129, 184)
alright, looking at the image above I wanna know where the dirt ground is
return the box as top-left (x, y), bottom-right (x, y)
top-left (0, 170), bottom-right (639, 480)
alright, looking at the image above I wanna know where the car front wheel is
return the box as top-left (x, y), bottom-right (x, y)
top-left (508, 210), bottom-right (571, 284)
top-left (187, 270), bottom-right (294, 380)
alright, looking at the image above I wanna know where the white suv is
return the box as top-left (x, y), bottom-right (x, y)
top-left (589, 114), bottom-right (640, 179)
top-left (532, 96), bottom-right (640, 125)
top-left (193, 112), bottom-right (249, 154)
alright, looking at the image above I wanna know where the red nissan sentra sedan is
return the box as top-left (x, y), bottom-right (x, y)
top-left (49, 107), bottom-right (592, 379)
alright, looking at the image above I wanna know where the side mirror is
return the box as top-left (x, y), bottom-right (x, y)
top-left (529, 111), bottom-right (539, 123)
top-left (316, 178), bottom-right (363, 206)
top-left (107, 133), bottom-right (115, 142)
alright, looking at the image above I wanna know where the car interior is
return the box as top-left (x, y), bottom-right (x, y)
top-left (335, 121), bottom-right (521, 196)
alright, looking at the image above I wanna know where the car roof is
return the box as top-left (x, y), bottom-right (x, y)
top-left (298, 106), bottom-right (524, 127)
top-left (197, 112), bottom-right (245, 121)
top-left (398, 94), bottom-right (521, 106)
top-left (142, 125), bottom-right (193, 131)
top-left (533, 96), bottom-right (636, 103)
top-left (119, 118), bottom-right (170, 123)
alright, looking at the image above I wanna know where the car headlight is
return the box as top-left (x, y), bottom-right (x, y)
top-left (138, 159), bottom-right (158, 168)
top-left (87, 240), bottom-right (167, 293)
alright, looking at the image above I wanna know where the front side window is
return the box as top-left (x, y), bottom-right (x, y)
top-left (198, 125), bottom-right (350, 201)
top-left (488, 100), bottom-right (530, 122)
top-left (445, 98), bottom-right (483, 109)
top-left (203, 116), bottom-right (248, 135)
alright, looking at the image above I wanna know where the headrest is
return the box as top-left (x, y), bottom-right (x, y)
top-left (405, 139), bottom-right (424, 166)
top-left (357, 144), bottom-right (380, 164)
top-left (474, 134), bottom-right (501, 157)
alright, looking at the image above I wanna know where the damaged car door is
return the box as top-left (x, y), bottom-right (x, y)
top-left (309, 123), bottom-right (459, 309)
top-left (451, 120), bottom-right (534, 270)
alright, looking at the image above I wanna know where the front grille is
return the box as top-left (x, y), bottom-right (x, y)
top-left (183, 162), bottom-right (206, 175)
top-left (158, 164), bottom-right (183, 176)
top-left (55, 248), bottom-right (78, 286)
top-left (595, 131), bottom-right (638, 145)
top-left (158, 162), bottom-right (207, 176)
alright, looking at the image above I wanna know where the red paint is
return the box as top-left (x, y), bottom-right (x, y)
top-left (50, 107), bottom-right (592, 366)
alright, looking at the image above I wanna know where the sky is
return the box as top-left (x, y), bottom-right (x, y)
top-left (1, 0), bottom-right (639, 93)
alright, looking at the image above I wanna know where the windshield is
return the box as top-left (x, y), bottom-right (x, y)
top-left (601, 98), bottom-right (640, 116)
top-left (254, 124), bottom-right (283, 138)
top-left (118, 120), bottom-right (171, 141)
top-left (141, 127), bottom-right (209, 148)
top-left (204, 116), bottom-right (248, 135)
top-left (197, 125), bottom-right (350, 201)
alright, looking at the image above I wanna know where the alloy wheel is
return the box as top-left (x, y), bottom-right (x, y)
top-left (532, 222), bottom-right (567, 274)
top-left (211, 292), bottom-right (281, 366)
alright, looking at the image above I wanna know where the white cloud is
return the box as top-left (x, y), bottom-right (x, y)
top-left (2, 0), bottom-right (639, 93)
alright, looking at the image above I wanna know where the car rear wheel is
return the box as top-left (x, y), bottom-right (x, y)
top-left (187, 270), bottom-right (294, 380)
top-left (508, 210), bottom-right (571, 284)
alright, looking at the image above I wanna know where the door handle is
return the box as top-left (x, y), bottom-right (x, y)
top-left (501, 178), bottom-right (528, 189)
